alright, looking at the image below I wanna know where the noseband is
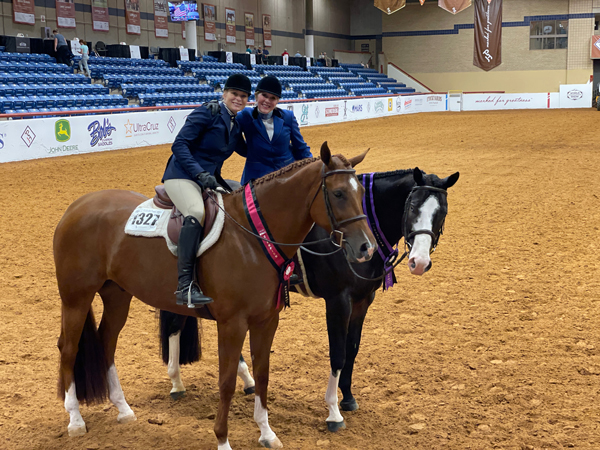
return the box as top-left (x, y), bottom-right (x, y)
top-left (317, 165), bottom-right (367, 246)
top-left (402, 185), bottom-right (448, 254)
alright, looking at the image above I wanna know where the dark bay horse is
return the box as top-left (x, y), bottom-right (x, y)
top-left (160, 167), bottom-right (459, 432)
top-left (54, 143), bottom-right (377, 449)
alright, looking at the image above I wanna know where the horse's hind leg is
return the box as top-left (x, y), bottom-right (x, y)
top-left (98, 281), bottom-right (136, 424)
top-left (249, 315), bottom-right (282, 449)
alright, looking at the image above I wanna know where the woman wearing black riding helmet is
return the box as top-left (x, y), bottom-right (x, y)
top-left (162, 73), bottom-right (251, 307)
top-left (237, 75), bottom-right (312, 184)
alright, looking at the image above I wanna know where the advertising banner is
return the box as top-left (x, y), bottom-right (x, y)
top-left (91, 0), bottom-right (109, 32)
top-left (154, 0), bottom-right (169, 38)
top-left (125, 0), bottom-right (141, 35)
top-left (374, 0), bottom-right (406, 15)
top-left (245, 12), bottom-right (255, 46)
top-left (559, 84), bottom-right (592, 109)
top-left (473, 0), bottom-right (502, 71)
top-left (263, 14), bottom-right (272, 47)
top-left (56, 0), bottom-right (76, 28)
top-left (203, 3), bottom-right (216, 41)
top-left (462, 93), bottom-right (550, 111)
top-left (438, 0), bottom-right (471, 14)
top-left (225, 8), bottom-right (236, 44)
top-left (592, 35), bottom-right (600, 59)
top-left (401, 94), bottom-right (448, 114)
top-left (13, 0), bottom-right (35, 25)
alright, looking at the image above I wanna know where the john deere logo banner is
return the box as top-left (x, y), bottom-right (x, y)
top-left (474, 0), bottom-right (502, 71)
top-left (55, 119), bottom-right (71, 142)
top-left (374, 0), bottom-right (406, 15)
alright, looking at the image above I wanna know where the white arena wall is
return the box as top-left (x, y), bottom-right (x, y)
top-left (0, 84), bottom-right (592, 164)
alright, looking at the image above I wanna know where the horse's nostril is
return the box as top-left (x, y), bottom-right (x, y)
top-left (360, 242), bottom-right (368, 253)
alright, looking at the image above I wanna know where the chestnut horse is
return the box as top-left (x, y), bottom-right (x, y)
top-left (54, 143), bottom-right (376, 450)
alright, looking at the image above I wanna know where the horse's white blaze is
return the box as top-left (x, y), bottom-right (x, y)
top-left (65, 382), bottom-right (86, 437)
top-left (168, 332), bottom-right (185, 394)
top-left (217, 439), bottom-right (233, 450)
top-left (237, 359), bottom-right (255, 391)
top-left (408, 195), bottom-right (439, 275)
top-left (325, 370), bottom-right (344, 423)
top-left (107, 364), bottom-right (136, 423)
top-left (254, 395), bottom-right (277, 442)
top-left (349, 176), bottom-right (359, 193)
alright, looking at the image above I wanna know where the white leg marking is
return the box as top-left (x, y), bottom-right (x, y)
top-left (408, 196), bottom-right (439, 275)
top-left (254, 395), bottom-right (282, 448)
top-left (107, 364), bottom-right (136, 424)
top-left (217, 439), bottom-right (233, 450)
top-left (65, 382), bottom-right (87, 437)
top-left (237, 359), bottom-right (255, 391)
top-left (325, 370), bottom-right (344, 423)
top-left (168, 332), bottom-right (186, 395)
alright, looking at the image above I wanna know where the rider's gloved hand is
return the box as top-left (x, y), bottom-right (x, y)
top-left (204, 100), bottom-right (220, 116)
top-left (196, 171), bottom-right (219, 190)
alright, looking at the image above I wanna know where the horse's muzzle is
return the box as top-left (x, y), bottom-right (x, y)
top-left (345, 239), bottom-right (376, 263)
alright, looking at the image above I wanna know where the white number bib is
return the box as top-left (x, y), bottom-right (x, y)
top-left (126, 209), bottom-right (164, 232)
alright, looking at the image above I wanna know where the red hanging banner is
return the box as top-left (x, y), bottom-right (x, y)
top-left (438, 0), bottom-right (471, 14)
top-left (419, 0), bottom-right (426, 4)
top-left (473, 0), bottom-right (502, 71)
top-left (12, 0), bottom-right (35, 25)
top-left (225, 8), bottom-right (236, 44)
top-left (262, 14), bottom-right (272, 48)
top-left (245, 12), bottom-right (255, 46)
top-left (203, 3), bottom-right (216, 41)
top-left (56, 0), bottom-right (76, 28)
top-left (374, 0), bottom-right (406, 15)
top-left (125, 0), bottom-right (141, 35)
top-left (153, 0), bottom-right (168, 38)
top-left (91, 0), bottom-right (109, 31)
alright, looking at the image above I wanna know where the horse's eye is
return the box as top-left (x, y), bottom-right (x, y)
top-left (333, 190), bottom-right (343, 199)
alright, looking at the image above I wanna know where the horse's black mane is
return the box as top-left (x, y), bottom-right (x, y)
top-left (232, 154), bottom-right (351, 194)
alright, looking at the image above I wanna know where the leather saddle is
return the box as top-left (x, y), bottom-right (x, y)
top-left (153, 185), bottom-right (219, 245)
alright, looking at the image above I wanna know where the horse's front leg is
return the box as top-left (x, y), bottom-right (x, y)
top-left (214, 318), bottom-right (248, 450)
top-left (249, 313), bottom-right (282, 448)
top-left (238, 355), bottom-right (255, 395)
top-left (324, 294), bottom-right (353, 432)
top-left (339, 293), bottom-right (374, 412)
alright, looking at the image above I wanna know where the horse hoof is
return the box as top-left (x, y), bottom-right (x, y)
top-left (340, 398), bottom-right (359, 412)
top-left (327, 421), bottom-right (346, 432)
top-left (244, 386), bottom-right (255, 395)
top-left (117, 412), bottom-right (137, 424)
top-left (259, 436), bottom-right (283, 448)
top-left (170, 390), bottom-right (186, 401)
top-left (67, 424), bottom-right (87, 437)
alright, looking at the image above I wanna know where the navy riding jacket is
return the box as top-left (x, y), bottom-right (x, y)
top-left (237, 106), bottom-right (312, 185)
top-left (162, 103), bottom-right (246, 182)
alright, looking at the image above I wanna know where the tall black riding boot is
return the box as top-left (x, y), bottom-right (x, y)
top-left (175, 216), bottom-right (213, 308)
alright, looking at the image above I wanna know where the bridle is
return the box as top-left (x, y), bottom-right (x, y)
top-left (402, 185), bottom-right (448, 256)
top-left (208, 162), bottom-right (367, 254)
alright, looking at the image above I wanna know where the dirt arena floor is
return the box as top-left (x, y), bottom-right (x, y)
top-left (2, 109), bottom-right (600, 450)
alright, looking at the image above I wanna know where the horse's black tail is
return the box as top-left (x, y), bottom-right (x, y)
top-left (159, 310), bottom-right (201, 365)
top-left (58, 308), bottom-right (109, 404)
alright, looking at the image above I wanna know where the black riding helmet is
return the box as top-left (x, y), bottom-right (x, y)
top-left (224, 73), bottom-right (252, 95)
top-left (256, 75), bottom-right (282, 98)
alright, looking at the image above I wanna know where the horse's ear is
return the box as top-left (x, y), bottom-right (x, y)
top-left (320, 141), bottom-right (332, 168)
top-left (441, 171), bottom-right (460, 189)
top-left (347, 148), bottom-right (369, 168)
top-left (413, 167), bottom-right (424, 186)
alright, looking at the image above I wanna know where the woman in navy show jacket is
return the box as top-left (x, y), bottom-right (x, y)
top-left (162, 73), bottom-right (251, 307)
top-left (236, 76), bottom-right (312, 185)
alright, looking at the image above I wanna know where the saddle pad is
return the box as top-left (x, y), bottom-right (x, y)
top-left (124, 195), bottom-right (225, 257)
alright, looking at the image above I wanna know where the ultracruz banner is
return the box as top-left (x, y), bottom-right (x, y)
top-left (154, 0), bottom-right (168, 38)
top-left (473, 0), bottom-right (502, 71)
top-left (56, 0), bottom-right (76, 28)
top-left (438, 0), bottom-right (471, 14)
top-left (374, 0), bottom-right (406, 15)
top-left (245, 12), bottom-right (255, 46)
top-left (91, 0), bottom-right (109, 31)
top-left (13, 0), bottom-right (35, 25)
top-left (203, 4), bottom-right (216, 41)
top-left (225, 8), bottom-right (236, 44)
top-left (262, 14), bottom-right (271, 47)
top-left (125, 0), bottom-right (141, 35)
